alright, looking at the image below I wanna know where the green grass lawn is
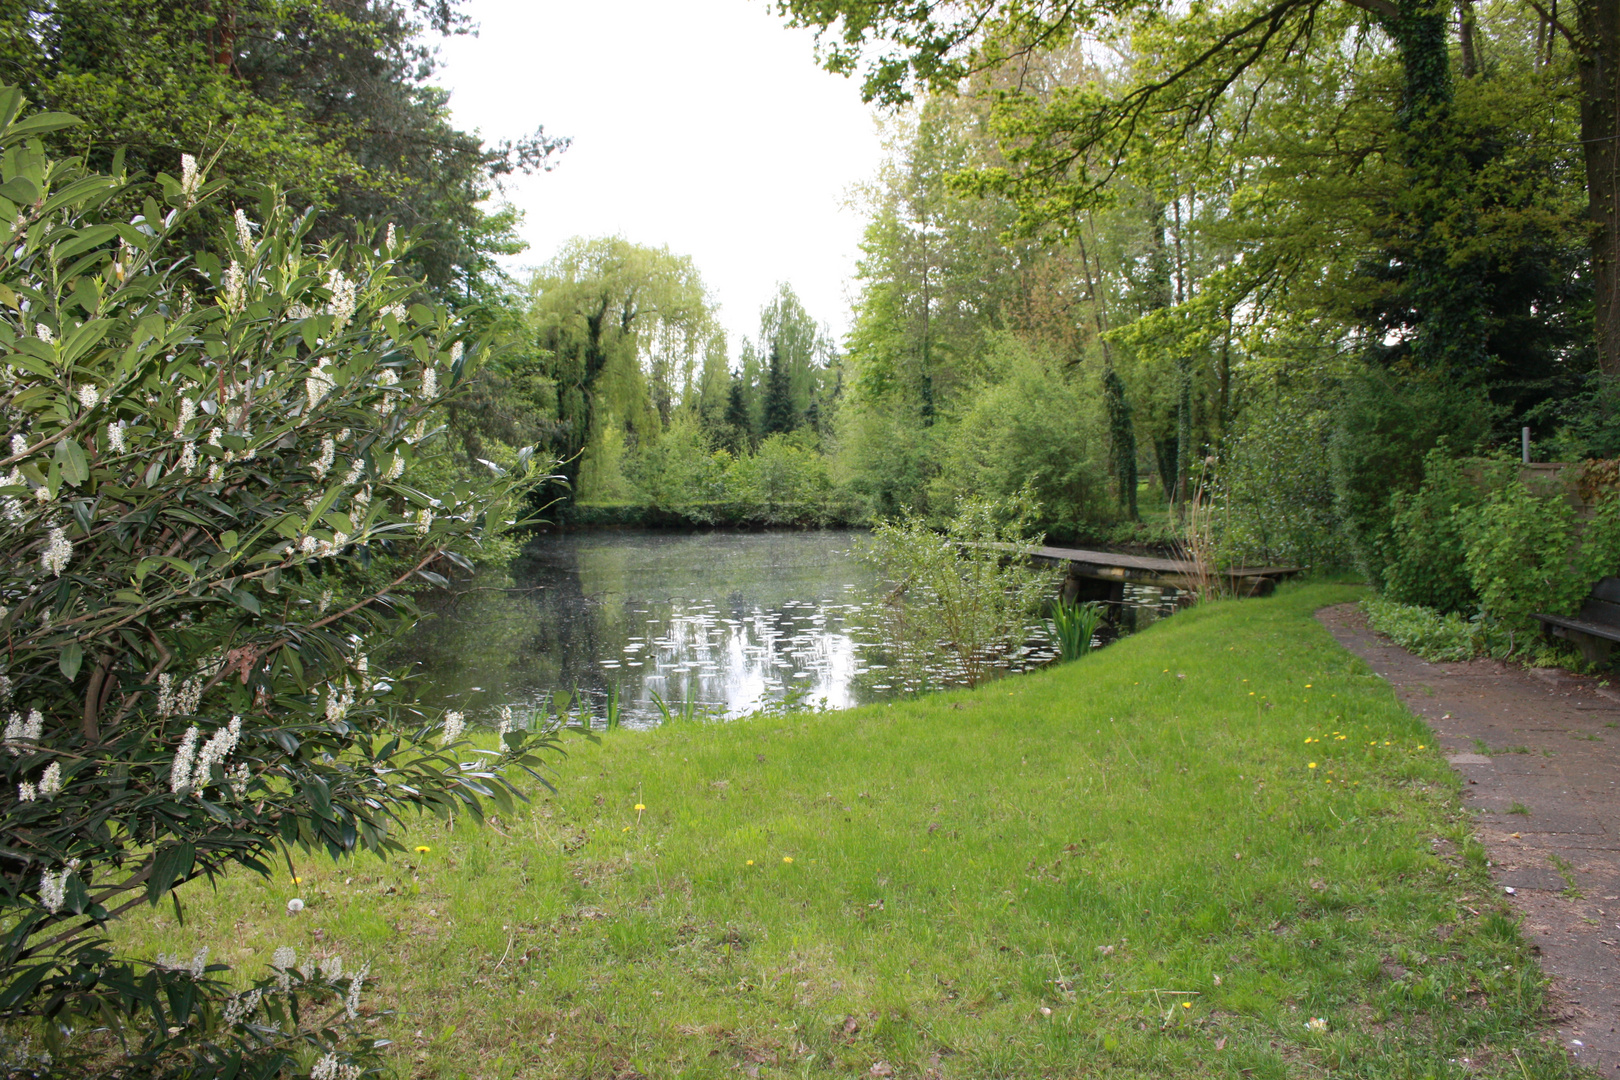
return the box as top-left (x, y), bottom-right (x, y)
top-left (119, 584), bottom-right (1581, 1078)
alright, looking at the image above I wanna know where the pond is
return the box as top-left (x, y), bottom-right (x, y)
top-left (391, 529), bottom-right (1178, 730)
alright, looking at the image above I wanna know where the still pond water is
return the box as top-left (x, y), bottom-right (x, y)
top-left (394, 530), bottom-right (1176, 730)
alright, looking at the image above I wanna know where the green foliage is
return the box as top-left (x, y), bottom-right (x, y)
top-left (1381, 451), bottom-right (1498, 613)
top-left (1361, 595), bottom-right (1510, 663)
top-left (761, 345), bottom-right (797, 436)
top-left (1048, 600), bottom-right (1104, 661)
top-left (0, 90), bottom-right (561, 1073)
top-left (863, 492), bottom-right (1052, 688)
top-left (928, 337), bottom-right (1111, 539)
top-left (0, 0), bottom-right (565, 297)
top-left (1459, 481), bottom-right (1620, 633)
top-left (728, 433), bottom-right (837, 525)
top-left (1330, 368), bottom-right (1496, 585)
top-left (1217, 387), bottom-right (1342, 572)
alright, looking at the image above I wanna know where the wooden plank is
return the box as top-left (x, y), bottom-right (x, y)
top-left (1536, 613), bottom-right (1620, 643)
top-left (1578, 597), bottom-right (1620, 627)
top-left (1590, 577), bottom-right (1620, 605)
top-left (1027, 543), bottom-right (1300, 581)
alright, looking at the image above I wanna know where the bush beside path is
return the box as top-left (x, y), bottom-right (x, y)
top-left (120, 584), bottom-right (1586, 1078)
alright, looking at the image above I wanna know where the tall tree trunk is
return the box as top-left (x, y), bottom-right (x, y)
top-left (1577, 0), bottom-right (1620, 376)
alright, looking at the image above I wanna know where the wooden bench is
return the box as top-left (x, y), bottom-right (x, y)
top-left (1535, 577), bottom-right (1620, 663)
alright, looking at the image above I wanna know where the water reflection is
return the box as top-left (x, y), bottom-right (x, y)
top-left (391, 530), bottom-right (1177, 729)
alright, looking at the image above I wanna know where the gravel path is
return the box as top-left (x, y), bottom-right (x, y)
top-left (1319, 603), bottom-right (1620, 1074)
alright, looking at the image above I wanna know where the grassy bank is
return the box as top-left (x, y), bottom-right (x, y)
top-left (120, 584), bottom-right (1578, 1078)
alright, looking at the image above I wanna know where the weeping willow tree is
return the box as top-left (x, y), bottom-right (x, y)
top-left (524, 238), bottom-right (719, 500)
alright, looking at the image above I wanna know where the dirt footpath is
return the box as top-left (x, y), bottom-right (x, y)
top-left (1319, 603), bottom-right (1620, 1074)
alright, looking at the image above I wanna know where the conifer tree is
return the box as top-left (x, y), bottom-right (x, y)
top-left (762, 345), bottom-right (797, 435)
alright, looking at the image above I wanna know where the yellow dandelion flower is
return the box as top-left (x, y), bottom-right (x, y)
top-left (623, 826), bottom-right (631, 832)
top-left (1182, 1001), bottom-right (1191, 1009)
top-left (414, 846), bottom-right (431, 854)
top-left (291, 875), bottom-right (303, 884)
top-left (634, 803), bottom-right (646, 811)
top-left (1417, 744), bottom-right (1425, 750)
top-left (746, 860), bottom-right (754, 866)
top-left (1305, 684), bottom-right (1312, 688)
top-left (783, 856), bottom-right (794, 864)
top-left (1308, 762), bottom-right (1318, 769)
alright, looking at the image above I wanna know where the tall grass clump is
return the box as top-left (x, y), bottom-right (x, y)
top-left (1048, 600), bottom-right (1104, 660)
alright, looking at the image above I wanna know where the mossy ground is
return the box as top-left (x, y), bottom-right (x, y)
top-left (119, 584), bottom-right (1582, 1078)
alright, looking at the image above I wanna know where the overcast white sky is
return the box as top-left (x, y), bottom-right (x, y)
top-left (432, 0), bottom-right (887, 359)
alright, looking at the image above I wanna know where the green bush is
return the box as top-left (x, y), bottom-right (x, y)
top-left (862, 491), bottom-right (1052, 689)
top-left (1462, 481), bottom-right (1620, 631)
top-left (1362, 596), bottom-right (1507, 661)
top-left (1381, 451), bottom-right (1500, 612)
top-left (0, 89), bottom-right (560, 1075)
top-left (1330, 367), bottom-right (1495, 585)
top-left (928, 338), bottom-right (1110, 539)
top-left (1217, 388), bottom-right (1342, 571)
top-left (729, 431), bottom-right (835, 524)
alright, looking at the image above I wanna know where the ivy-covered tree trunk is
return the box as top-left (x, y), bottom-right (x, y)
top-left (1175, 357), bottom-right (1193, 508)
top-left (1576, 0), bottom-right (1620, 376)
top-left (1103, 368), bottom-right (1138, 520)
top-left (1376, 0), bottom-right (1490, 375)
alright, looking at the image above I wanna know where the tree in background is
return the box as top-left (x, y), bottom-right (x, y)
top-left (0, 0), bottom-right (567, 298)
top-left (761, 345), bottom-right (798, 436)
top-left (525, 238), bottom-right (716, 500)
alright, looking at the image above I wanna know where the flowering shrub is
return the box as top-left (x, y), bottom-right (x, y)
top-left (0, 87), bottom-right (559, 1075)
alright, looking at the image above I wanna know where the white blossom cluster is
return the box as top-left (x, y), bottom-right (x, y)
top-left (271, 946), bottom-right (297, 992)
top-left (497, 705), bottom-right (514, 737)
top-left (106, 420), bottom-right (126, 454)
top-left (223, 988), bottom-right (261, 1026)
top-left (221, 261), bottom-right (245, 312)
top-left (4, 708), bottom-right (41, 755)
top-left (169, 716), bottom-right (242, 795)
top-left (180, 153), bottom-right (201, 204)
top-left (155, 947), bottom-right (208, 979)
top-left (76, 384), bottom-right (98, 409)
top-left (18, 761), bottom-right (62, 802)
top-left (419, 365), bottom-right (437, 401)
top-left (325, 682), bottom-right (354, 724)
top-left (311, 1053), bottom-right (361, 1080)
top-left (37, 860), bottom-right (75, 914)
top-left (415, 507), bottom-right (432, 536)
top-left (311, 436), bottom-right (335, 480)
top-left (325, 269), bottom-right (357, 328)
top-left (228, 761), bottom-right (251, 800)
top-left (374, 368), bottom-right (400, 416)
top-left (305, 359), bottom-right (335, 411)
top-left (440, 710), bottom-right (465, 746)
top-left (234, 209), bottom-right (254, 253)
top-left (41, 525), bottom-right (72, 576)
top-left (156, 672), bottom-right (204, 717)
top-left (345, 963), bottom-right (369, 1019)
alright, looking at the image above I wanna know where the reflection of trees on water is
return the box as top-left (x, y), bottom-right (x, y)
top-left (392, 531), bottom-right (1178, 729)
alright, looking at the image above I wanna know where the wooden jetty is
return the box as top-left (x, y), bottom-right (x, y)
top-left (1021, 545), bottom-right (1302, 604)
